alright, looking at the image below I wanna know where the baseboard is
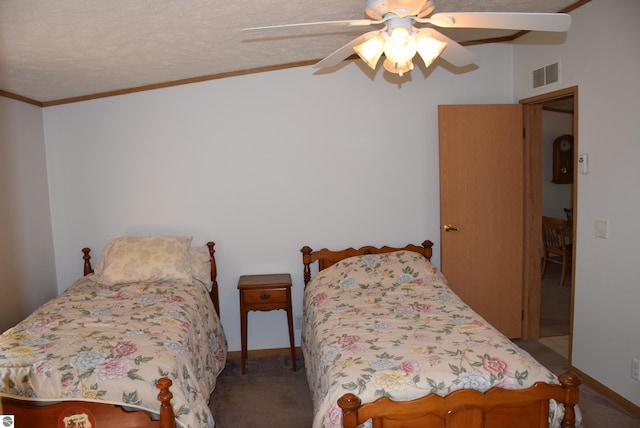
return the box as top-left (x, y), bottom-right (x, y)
top-left (569, 364), bottom-right (640, 418)
top-left (227, 346), bottom-right (302, 360)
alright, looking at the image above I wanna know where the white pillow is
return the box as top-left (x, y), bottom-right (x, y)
top-left (188, 245), bottom-right (214, 292)
top-left (94, 236), bottom-right (193, 286)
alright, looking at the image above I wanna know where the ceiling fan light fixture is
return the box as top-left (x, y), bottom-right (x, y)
top-left (415, 30), bottom-right (447, 68)
top-left (247, 2), bottom-right (570, 76)
top-left (353, 34), bottom-right (386, 69)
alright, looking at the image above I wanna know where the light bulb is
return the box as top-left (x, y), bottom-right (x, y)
top-left (384, 26), bottom-right (416, 65)
top-left (391, 25), bottom-right (410, 46)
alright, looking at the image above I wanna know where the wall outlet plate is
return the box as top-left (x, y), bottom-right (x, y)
top-left (595, 219), bottom-right (609, 239)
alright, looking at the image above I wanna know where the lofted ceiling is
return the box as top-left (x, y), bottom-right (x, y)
top-left (0, 0), bottom-right (586, 106)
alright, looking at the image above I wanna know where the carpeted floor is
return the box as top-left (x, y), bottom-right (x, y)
top-left (210, 344), bottom-right (640, 427)
top-left (210, 353), bottom-right (312, 428)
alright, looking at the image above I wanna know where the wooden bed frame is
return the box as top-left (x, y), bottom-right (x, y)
top-left (1, 241), bottom-right (220, 428)
top-left (301, 240), bottom-right (435, 286)
top-left (301, 241), bottom-right (581, 428)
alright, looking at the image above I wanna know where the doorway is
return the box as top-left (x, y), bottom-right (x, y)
top-left (521, 86), bottom-right (578, 363)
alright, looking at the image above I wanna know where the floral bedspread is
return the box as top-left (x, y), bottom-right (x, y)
top-left (0, 275), bottom-right (227, 428)
top-left (302, 251), bottom-right (559, 428)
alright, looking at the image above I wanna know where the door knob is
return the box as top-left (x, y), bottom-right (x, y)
top-left (443, 224), bottom-right (460, 232)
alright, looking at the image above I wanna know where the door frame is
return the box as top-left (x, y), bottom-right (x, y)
top-left (520, 86), bottom-right (578, 359)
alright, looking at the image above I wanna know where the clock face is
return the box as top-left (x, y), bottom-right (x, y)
top-left (560, 139), bottom-right (571, 152)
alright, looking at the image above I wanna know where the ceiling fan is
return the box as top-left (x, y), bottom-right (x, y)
top-left (243, 0), bottom-right (571, 76)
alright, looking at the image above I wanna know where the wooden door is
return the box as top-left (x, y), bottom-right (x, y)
top-left (438, 104), bottom-right (523, 338)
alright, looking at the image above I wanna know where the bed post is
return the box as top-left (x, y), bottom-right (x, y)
top-left (156, 377), bottom-right (177, 428)
top-left (301, 246), bottom-right (313, 286)
top-left (337, 393), bottom-right (362, 428)
top-left (559, 371), bottom-right (581, 428)
top-left (82, 248), bottom-right (93, 276)
top-left (421, 240), bottom-right (434, 260)
top-left (206, 241), bottom-right (220, 316)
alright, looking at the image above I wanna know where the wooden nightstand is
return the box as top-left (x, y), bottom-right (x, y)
top-left (237, 273), bottom-right (296, 374)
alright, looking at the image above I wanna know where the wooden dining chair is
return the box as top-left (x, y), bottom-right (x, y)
top-left (541, 216), bottom-right (572, 286)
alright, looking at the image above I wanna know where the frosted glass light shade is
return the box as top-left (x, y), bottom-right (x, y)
top-left (415, 31), bottom-right (447, 68)
top-left (353, 34), bottom-right (386, 69)
top-left (383, 58), bottom-right (414, 76)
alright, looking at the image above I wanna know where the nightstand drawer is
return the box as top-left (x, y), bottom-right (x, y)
top-left (242, 289), bottom-right (287, 304)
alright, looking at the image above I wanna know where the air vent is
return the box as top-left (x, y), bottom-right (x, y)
top-left (532, 62), bottom-right (560, 88)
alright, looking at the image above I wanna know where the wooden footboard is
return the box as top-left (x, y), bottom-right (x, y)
top-left (0, 377), bottom-right (176, 428)
top-left (338, 371), bottom-right (581, 428)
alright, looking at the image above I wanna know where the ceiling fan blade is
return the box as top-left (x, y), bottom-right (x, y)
top-left (426, 12), bottom-right (571, 32)
top-left (417, 0), bottom-right (436, 18)
top-left (428, 30), bottom-right (478, 67)
top-left (313, 30), bottom-right (382, 69)
top-left (242, 19), bottom-right (381, 32)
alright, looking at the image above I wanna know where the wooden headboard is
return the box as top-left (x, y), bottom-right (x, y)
top-left (81, 241), bottom-right (220, 316)
top-left (301, 240), bottom-right (434, 286)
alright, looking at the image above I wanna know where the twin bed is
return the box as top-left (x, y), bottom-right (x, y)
top-left (0, 236), bottom-right (580, 428)
top-left (301, 241), bottom-right (580, 428)
top-left (0, 236), bottom-right (227, 428)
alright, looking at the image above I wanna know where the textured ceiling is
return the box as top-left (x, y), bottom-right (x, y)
top-left (0, 0), bottom-right (581, 104)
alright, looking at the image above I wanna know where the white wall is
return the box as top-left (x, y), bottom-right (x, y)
top-left (0, 97), bottom-right (57, 331)
top-left (43, 43), bottom-right (512, 353)
top-left (514, 0), bottom-right (640, 407)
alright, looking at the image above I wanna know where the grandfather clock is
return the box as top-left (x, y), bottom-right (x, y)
top-left (551, 134), bottom-right (574, 184)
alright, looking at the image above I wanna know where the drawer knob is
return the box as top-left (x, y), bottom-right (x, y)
top-left (260, 293), bottom-right (271, 300)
